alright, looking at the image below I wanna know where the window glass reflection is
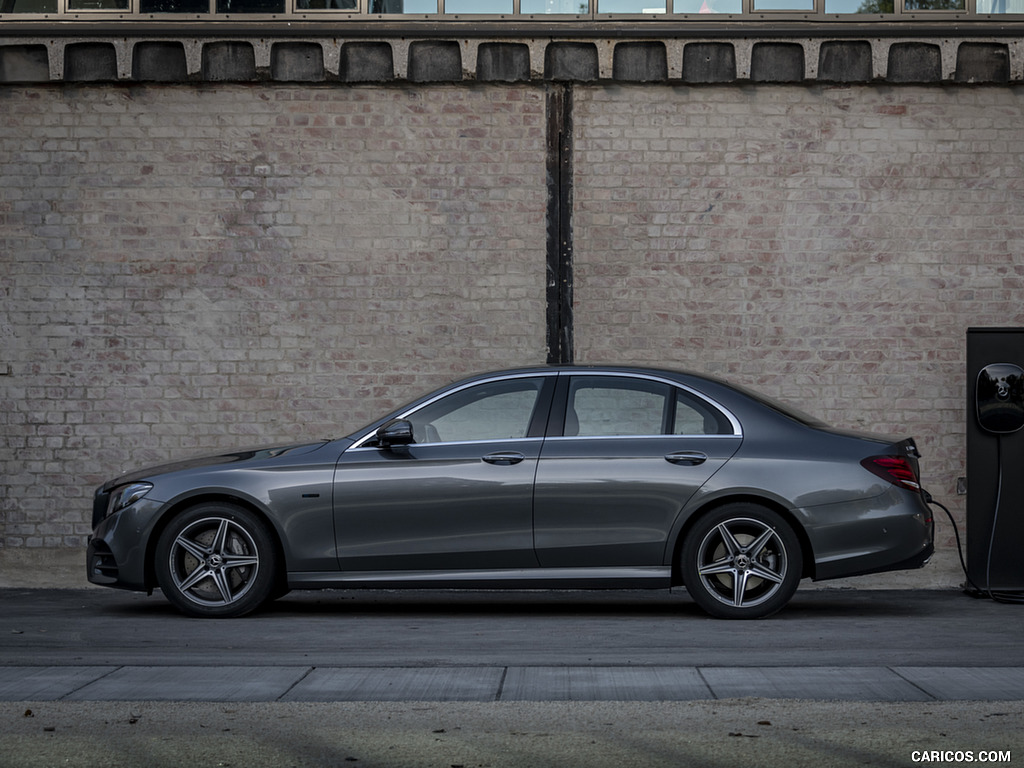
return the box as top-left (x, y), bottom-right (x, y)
top-left (672, 0), bottom-right (740, 11)
top-left (567, 378), bottom-right (670, 437)
top-left (521, 0), bottom-right (589, 12)
top-left (598, 0), bottom-right (665, 12)
top-left (140, 0), bottom-right (208, 11)
top-left (977, 0), bottom-right (1024, 9)
top-left (216, 0), bottom-right (284, 10)
top-left (408, 379), bottom-right (544, 444)
top-left (0, 0), bottom-right (57, 10)
top-left (904, 0), bottom-right (964, 7)
top-left (752, 0), bottom-right (814, 9)
top-left (297, 0), bottom-right (357, 8)
top-left (68, 0), bottom-right (128, 7)
top-left (445, 0), bottom-right (512, 12)
top-left (824, 0), bottom-right (892, 12)
top-left (370, 0), bottom-right (437, 10)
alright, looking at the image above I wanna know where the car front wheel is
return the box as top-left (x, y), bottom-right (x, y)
top-left (682, 503), bottom-right (802, 619)
top-left (154, 503), bottom-right (278, 618)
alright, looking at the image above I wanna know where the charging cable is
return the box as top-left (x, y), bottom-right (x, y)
top-left (924, 487), bottom-right (1024, 605)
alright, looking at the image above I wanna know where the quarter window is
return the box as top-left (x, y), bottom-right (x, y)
top-left (673, 389), bottom-right (734, 435)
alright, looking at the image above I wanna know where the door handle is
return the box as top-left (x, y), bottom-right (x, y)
top-left (482, 451), bottom-right (526, 466)
top-left (665, 451), bottom-right (708, 466)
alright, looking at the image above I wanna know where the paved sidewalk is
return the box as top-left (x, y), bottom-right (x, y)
top-left (3, 663), bottom-right (1024, 702)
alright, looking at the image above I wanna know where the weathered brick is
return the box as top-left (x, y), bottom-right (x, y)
top-left (572, 87), bottom-right (1024, 585)
top-left (2, 84), bottom-right (547, 554)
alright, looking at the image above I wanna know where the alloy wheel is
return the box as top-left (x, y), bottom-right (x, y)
top-left (166, 516), bottom-right (261, 608)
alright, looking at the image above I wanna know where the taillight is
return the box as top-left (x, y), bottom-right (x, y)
top-left (861, 456), bottom-right (922, 492)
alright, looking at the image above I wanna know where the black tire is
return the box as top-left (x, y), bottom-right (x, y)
top-left (154, 502), bottom-right (278, 618)
top-left (681, 503), bottom-right (802, 619)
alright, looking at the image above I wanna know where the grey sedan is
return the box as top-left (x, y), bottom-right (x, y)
top-left (88, 366), bottom-right (934, 619)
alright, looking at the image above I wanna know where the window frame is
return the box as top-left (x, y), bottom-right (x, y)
top-left (550, 372), bottom-right (742, 440)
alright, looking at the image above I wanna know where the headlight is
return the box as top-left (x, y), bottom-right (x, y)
top-left (107, 482), bottom-right (153, 517)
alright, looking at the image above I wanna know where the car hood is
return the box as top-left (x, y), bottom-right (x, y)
top-left (100, 440), bottom-right (333, 491)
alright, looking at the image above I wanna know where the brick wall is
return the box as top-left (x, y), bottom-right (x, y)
top-left (4, 80), bottom-right (1021, 587)
top-left (572, 85), bottom-right (1024, 583)
top-left (0, 84), bottom-right (548, 556)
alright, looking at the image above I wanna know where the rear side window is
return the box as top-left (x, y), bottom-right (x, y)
top-left (566, 376), bottom-right (734, 437)
top-left (568, 378), bottom-right (669, 437)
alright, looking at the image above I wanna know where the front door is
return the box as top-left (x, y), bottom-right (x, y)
top-left (333, 375), bottom-right (553, 571)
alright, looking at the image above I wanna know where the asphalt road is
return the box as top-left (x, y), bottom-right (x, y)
top-left (1, 586), bottom-right (1021, 669)
top-left (2, 586), bottom-right (1023, 768)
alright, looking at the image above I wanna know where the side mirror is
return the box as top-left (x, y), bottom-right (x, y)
top-left (376, 418), bottom-right (415, 449)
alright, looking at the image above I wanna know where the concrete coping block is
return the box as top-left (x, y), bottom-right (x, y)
top-left (202, 40), bottom-right (257, 82)
top-left (545, 41), bottom-right (600, 82)
top-left (64, 41), bottom-right (118, 82)
top-left (954, 41), bottom-right (1010, 83)
top-left (887, 41), bottom-right (942, 83)
top-left (407, 40), bottom-right (462, 82)
top-left (476, 42), bottom-right (531, 82)
top-left (271, 41), bottom-right (325, 82)
top-left (818, 39), bottom-right (873, 83)
top-left (340, 41), bottom-right (394, 82)
top-left (750, 41), bottom-right (805, 83)
top-left (0, 44), bottom-right (50, 83)
top-left (612, 41), bottom-right (668, 83)
top-left (681, 41), bottom-right (737, 83)
top-left (132, 41), bottom-right (189, 82)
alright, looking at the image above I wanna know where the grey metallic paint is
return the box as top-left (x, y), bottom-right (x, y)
top-left (88, 366), bottom-right (933, 603)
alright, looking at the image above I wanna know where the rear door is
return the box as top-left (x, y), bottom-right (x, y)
top-left (532, 373), bottom-right (742, 567)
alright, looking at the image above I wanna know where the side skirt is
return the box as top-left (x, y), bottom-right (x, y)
top-left (287, 566), bottom-right (671, 590)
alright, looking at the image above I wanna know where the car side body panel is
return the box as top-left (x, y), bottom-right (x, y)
top-left (533, 435), bottom-right (741, 567)
top-left (87, 365), bottom-right (935, 619)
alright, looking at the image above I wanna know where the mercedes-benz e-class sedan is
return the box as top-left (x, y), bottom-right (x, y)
top-left (88, 366), bottom-right (934, 619)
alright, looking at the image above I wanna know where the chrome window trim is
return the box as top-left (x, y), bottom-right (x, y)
top-left (350, 371), bottom-right (558, 449)
top-left (563, 370), bottom-right (743, 437)
top-left (349, 369), bottom-right (741, 449)
top-left (347, 435), bottom-right (543, 451)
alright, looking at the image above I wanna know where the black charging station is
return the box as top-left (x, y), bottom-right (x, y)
top-left (966, 327), bottom-right (1024, 593)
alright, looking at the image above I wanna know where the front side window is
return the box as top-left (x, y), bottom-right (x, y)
top-left (408, 378), bottom-right (546, 444)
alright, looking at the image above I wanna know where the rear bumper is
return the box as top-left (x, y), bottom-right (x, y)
top-left (803, 488), bottom-right (935, 582)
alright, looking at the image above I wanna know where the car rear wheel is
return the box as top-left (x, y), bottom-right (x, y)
top-left (154, 503), bottom-right (278, 618)
top-left (682, 503), bottom-right (802, 619)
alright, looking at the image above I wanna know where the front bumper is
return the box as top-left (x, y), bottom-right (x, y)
top-left (86, 497), bottom-right (166, 592)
